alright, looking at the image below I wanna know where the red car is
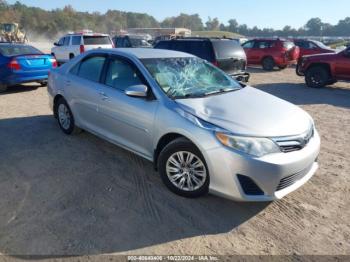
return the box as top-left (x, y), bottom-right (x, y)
top-left (296, 47), bottom-right (350, 88)
top-left (293, 39), bottom-right (335, 59)
top-left (242, 38), bottom-right (300, 70)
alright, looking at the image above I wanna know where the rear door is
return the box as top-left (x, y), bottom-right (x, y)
top-left (83, 35), bottom-right (113, 51)
top-left (66, 54), bottom-right (108, 131)
top-left (97, 56), bottom-right (158, 158)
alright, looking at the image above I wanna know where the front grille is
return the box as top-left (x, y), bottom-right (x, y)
top-left (273, 126), bottom-right (314, 153)
top-left (237, 175), bottom-right (264, 195)
top-left (276, 164), bottom-right (313, 191)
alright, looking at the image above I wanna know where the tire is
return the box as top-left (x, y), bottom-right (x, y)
top-left (305, 66), bottom-right (329, 88)
top-left (0, 84), bottom-right (8, 93)
top-left (278, 65), bottom-right (287, 70)
top-left (262, 57), bottom-right (275, 71)
top-left (158, 137), bottom-right (209, 198)
top-left (39, 81), bottom-right (47, 87)
top-left (54, 97), bottom-right (81, 135)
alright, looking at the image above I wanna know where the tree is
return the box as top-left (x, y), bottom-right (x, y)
top-left (205, 17), bottom-right (219, 31)
top-left (227, 19), bottom-right (238, 33)
top-left (160, 13), bottom-right (203, 30)
top-left (305, 18), bottom-right (323, 36)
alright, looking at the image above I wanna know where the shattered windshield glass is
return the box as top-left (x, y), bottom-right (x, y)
top-left (142, 57), bottom-right (242, 99)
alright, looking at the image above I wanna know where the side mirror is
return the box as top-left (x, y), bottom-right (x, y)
top-left (54, 42), bottom-right (59, 46)
top-left (125, 84), bottom-right (148, 97)
top-left (343, 49), bottom-right (350, 57)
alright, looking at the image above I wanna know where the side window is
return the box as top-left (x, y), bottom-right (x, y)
top-left (72, 36), bottom-right (81, 45)
top-left (308, 42), bottom-right (317, 49)
top-left (58, 37), bottom-right (65, 46)
top-left (69, 62), bottom-right (80, 75)
top-left (189, 41), bottom-right (214, 61)
top-left (77, 56), bottom-right (106, 82)
top-left (64, 36), bottom-right (70, 46)
top-left (116, 37), bottom-right (123, 47)
top-left (124, 38), bottom-right (131, 47)
top-left (242, 41), bottom-right (254, 49)
top-left (257, 41), bottom-right (272, 49)
top-left (105, 58), bottom-right (143, 91)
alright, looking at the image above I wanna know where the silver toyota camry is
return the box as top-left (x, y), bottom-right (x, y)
top-left (47, 48), bottom-right (320, 201)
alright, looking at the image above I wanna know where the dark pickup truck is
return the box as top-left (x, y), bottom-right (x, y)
top-left (297, 47), bottom-right (350, 88)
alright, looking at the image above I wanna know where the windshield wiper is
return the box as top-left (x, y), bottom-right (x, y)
top-left (204, 88), bottom-right (238, 97)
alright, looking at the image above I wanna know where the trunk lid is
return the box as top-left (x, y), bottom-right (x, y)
top-left (13, 54), bottom-right (55, 71)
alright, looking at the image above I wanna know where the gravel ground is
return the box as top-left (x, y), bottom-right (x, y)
top-left (0, 66), bottom-right (349, 257)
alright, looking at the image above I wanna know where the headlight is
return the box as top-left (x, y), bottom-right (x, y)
top-left (215, 132), bottom-right (281, 157)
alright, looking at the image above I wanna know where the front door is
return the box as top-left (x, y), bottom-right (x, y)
top-left (334, 50), bottom-right (350, 80)
top-left (97, 56), bottom-right (158, 158)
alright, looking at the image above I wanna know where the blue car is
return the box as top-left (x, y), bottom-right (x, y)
top-left (0, 43), bottom-right (57, 92)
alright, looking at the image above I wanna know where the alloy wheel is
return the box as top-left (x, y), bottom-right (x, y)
top-left (166, 151), bottom-right (207, 192)
top-left (58, 103), bottom-right (71, 130)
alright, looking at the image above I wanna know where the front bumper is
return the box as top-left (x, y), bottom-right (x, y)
top-left (230, 72), bottom-right (250, 82)
top-left (204, 129), bottom-right (320, 201)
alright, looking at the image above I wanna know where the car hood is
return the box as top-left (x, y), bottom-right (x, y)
top-left (175, 86), bottom-right (312, 137)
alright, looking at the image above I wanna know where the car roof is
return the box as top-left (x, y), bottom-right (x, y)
top-left (102, 48), bottom-right (195, 59)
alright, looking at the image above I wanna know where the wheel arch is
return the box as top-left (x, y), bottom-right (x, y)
top-left (53, 94), bottom-right (65, 118)
top-left (306, 63), bottom-right (332, 78)
top-left (154, 132), bottom-right (197, 170)
top-left (261, 55), bottom-right (274, 63)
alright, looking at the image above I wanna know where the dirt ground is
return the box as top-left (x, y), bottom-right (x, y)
top-left (0, 66), bottom-right (349, 257)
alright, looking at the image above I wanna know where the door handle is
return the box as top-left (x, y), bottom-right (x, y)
top-left (65, 80), bottom-right (71, 86)
top-left (99, 91), bottom-right (109, 100)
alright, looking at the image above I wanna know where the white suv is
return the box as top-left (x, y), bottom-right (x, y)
top-left (51, 32), bottom-right (113, 63)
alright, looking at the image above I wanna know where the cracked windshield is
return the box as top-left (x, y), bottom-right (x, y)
top-left (142, 57), bottom-right (242, 98)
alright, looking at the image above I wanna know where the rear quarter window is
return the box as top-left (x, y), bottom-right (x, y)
top-left (72, 36), bottom-right (81, 45)
top-left (283, 41), bottom-right (295, 50)
top-left (83, 36), bottom-right (111, 45)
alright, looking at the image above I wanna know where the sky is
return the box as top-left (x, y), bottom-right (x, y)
top-left (7, 0), bottom-right (350, 30)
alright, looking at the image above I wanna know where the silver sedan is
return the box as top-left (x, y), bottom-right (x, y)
top-left (47, 48), bottom-right (320, 201)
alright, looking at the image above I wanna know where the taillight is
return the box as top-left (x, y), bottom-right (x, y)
top-left (80, 45), bottom-right (85, 53)
top-left (212, 60), bottom-right (219, 67)
top-left (50, 58), bottom-right (58, 68)
top-left (7, 59), bottom-right (21, 71)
